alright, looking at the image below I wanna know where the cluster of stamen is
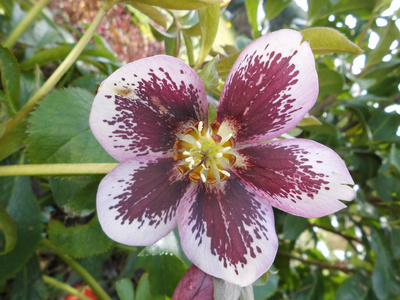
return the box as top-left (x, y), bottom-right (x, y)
top-left (173, 121), bottom-right (236, 184)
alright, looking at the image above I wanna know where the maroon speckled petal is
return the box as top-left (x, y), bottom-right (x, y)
top-left (172, 265), bottom-right (214, 300)
top-left (236, 139), bottom-right (355, 218)
top-left (177, 177), bottom-right (278, 287)
top-left (97, 157), bottom-right (190, 246)
top-left (90, 55), bottom-right (208, 161)
top-left (216, 29), bottom-right (318, 145)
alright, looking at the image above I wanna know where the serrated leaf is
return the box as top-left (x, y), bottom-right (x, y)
top-left (116, 278), bottom-right (135, 300)
top-left (0, 46), bottom-right (20, 113)
top-left (126, 0), bottom-right (223, 10)
top-left (197, 55), bottom-right (220, 92)
top-left (48, 216), bottom-right (113, 258)
top-left (195, 5), bottom-right (220, 69)
top-left (0, 204), bottom-right (17, 256)
top-left (26, 88), bottom-right (116, 164)
top-left (0, 120), bottom-right (28, 162)
top-left (0, 176), bottom-right (42, 283)
top-left (301, 27), bottom-right (363, 55)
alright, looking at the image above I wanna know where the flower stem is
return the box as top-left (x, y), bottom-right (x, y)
top-left (0, 7), bottom-right (108, 144)
top-left (41, 238), bottom-right (112, 300)
top-left (42, 275), bottom-right (93, 300)
top-left (0, 163), bottom-right (117, 177)
top-left (3, 0), bottom-right (53, 49)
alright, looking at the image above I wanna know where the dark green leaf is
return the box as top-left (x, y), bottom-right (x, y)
top-left (265, 0), bottom-right (292, 20)
top-left (370, 226), bottom-right (400, 300)
top-left (48, 216), bottom-right (113, 258)
top-left (283, 214), bottom-right (309, 241)
top-left (0, 46), bottom-right (20, 113)
top-left (135, 254), bottom-right (187, 299)
top-left (334, 272), bottom-right (369, 300)
top-left (116, 278), bottom-right (135, 300)
top-left (70, 74), bottom-right (107, 94)
top-left (0, 204), bottom-right (17, 256)
top-left (26, 88), bottom-right (116, 164)
top-left (0, 176), bottom-right (42, 283)
top-left (10, 257), bottom-right (48, 300)
top-left (368, 111), bottom-right (400, 143)
top-left (368, 176), bottom-right (400, 203)
top-left (253, 272), bottom-right (279, 300)
top-left (307, 0), bottom-right (329, 22)
top-left (318, 69), bottom-right (344, 95)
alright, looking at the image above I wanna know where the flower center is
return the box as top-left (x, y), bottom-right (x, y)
top-left (173, 121), bottom-right (236, 184)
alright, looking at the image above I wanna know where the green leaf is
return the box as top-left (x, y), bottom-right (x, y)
top-left (10, 257), bottom-right (48, 300)
top-left (70, 74), bottom-right (107, 94)
top-left (245, 0), bottom-right (262, 37)
top-left (116, 278), bottom-right (135, 300)
top-left (0, 204), bottom-right (17, 256)
top-left (298, 115), bottom-right (322, 126)
top-left (26, 88), bottom-right (116, 164)
top-left (197, 55), bottom-right (220, 92)
top-left (265, 0), bottom-right (292, 20)
top-left (301, 27), bottom-right (363, 55)
top-left (48, 216), bottom-right (113, 258)
top-left (136, 273), bottom-right (151, 300)
top-left (334, 272), bottom-right (369, 300)
top-left (127, 0), bottom-right (223, 10)
top-left (253, 272), bottom-right (279, 300)
top-left (139, 230), bottom-right (191, 266)
top-left (370, 226), bottom-right (400, 300)
top-left (368, 111), bottom-right (400, 143)
top-left (217, 51), bottom-right (241, 78)
top-left (20, 45), bottom-right (116, 71)
top-left (0, 176), bottom-right (42, 283)
top-left (0, 46), bottom-right (20, 113)
top-left (283, 214), bottom-right (309, 241)
top-left (0, 120), bottom-right (28, 162)
top-left (129, 2), bottom-right (166, 28)
top-left (368, 176), bottom-right (400, 203)
top-left (196, 5), bottom-right (220, 69)
top-left (366, 20), bottom-right (400, 67)
top-left (318, 69), bottom-right (344, 95)
top-left (135, 254), bottom-right (187, 299)
top-left (307, 0), bottom-right (328, 23)
top-left (163, 23), bottom-right (180, 57)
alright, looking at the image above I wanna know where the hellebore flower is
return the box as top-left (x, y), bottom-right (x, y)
top-left (90, 29), bottom-right (355, 287)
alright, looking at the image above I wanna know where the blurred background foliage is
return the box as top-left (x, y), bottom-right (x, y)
top-left (0, 0), bottom-right (399, 299)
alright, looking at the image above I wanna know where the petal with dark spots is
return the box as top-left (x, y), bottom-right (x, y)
top-left (217, 29), bottom-right (318, 145)
top-left (177, 177), bottom-right (278, 287)
top-left (90, 55), bottom-right (208, 161)
top-left (236, 139), bottom-right (355, 218)
top-left (97, 157), bottom-right (191, 246)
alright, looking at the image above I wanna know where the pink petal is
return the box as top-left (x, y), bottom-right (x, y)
top-left (90, 55), bottom-right (208, 162)
top-left (177, 176), bottom-right (278, 287)
top-left (216, 29), bottom-right (318, 145)
top-left (97, 157), bottom-right (190, 246)
top-left (172, 265), bottom-right (214, 300)
top-left (236, 139), bottom-right (355, 218)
